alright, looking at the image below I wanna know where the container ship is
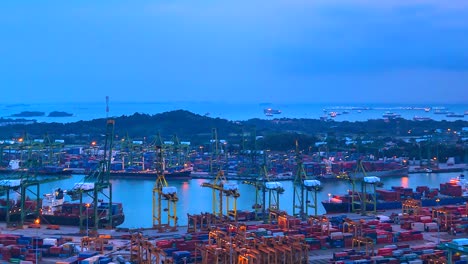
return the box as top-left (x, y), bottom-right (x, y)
top-left (322, 177), bottom-right (467, 214)
top-left (0, 160), bottom-right (72, 176)
top-left (109, 169), bottom-right (191, 180)
top-left (109, 161), bottom-right (192, 180)
top-left (41, 188), bottom-right (125, 228)
top-left (305, 160), bottom-right (408, 180)
top-left (263, 108), bottom-right (282, 116)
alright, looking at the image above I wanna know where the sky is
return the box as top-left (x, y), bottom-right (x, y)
top-left (0, 0), bottom-right (467, 104)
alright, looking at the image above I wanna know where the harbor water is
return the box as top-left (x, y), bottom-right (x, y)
top-left (27, 171), bottom-right (466, 228)
top-left (1, 102), bottom-right (466, 123)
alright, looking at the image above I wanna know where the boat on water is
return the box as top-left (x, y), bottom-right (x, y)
top-left (309, 160), bottom-right (408, 180)
top-left (317, 167), bottom-right (408, 180)
top-left (434, 110), bottom-right (450, 115)
top-left (263, 108), bottom-right (281, 115)
top-left (0, 160), bottom-right (72, 176)
top-left (413, 116), bottom-right (433, 121)
top-left (446, 113), bottom-right (465, 118)
top-left (382, 112), bottom-right (401, 119)
top-left (109, 169), bottom-right (192, 180)
top-left (322, 177), bottom-right (467, 214)
top-left (41, 188), bottom-right (125, 228)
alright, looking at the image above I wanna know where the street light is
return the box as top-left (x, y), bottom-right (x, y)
top-left (34, 218), bottom-right (40, 264)
top-left (436, 198), bottom-right (440, 244)
top-left (328, 193), bottom-right (331, 202)
top-left (85, 203), bottom-right (91, 237)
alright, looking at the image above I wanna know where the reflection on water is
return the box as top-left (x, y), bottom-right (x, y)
top-left (31, 172), bottom-right (464, 228)
top-left (400, 176), bottom-right (409, 188)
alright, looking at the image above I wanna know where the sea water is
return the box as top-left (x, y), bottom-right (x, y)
top-left (32, 171), bottom-right (465, 228)
top-left (0, 101), bottom-right (467, 123)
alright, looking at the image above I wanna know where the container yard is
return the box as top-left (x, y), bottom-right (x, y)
top-left (1, 116), bottom-right (467, 264)
top-left (0, 202), bottom-right (465, 264)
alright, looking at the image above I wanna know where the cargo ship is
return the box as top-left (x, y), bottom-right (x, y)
top-left (322, 178), bottom-right (467, 214)
top-left (0, 160), bottom-right (72, 176)
top-left (306, 160), bottom-right (408, 180)
top-left (40, 188), bottom-right (125, 228)
top-left (109, 169), bottom-right (192, 180)
top-left (264, 108), bottom-right (282, 115)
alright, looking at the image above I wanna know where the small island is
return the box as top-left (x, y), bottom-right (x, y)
top-left (48, 111), bottom-right (73, 117)
top-left (11, 111), bottom-right (45, 117)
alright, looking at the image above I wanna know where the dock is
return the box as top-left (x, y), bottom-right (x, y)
top-left (0, 204), bottom-right (465, 264)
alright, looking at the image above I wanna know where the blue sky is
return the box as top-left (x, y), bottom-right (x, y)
top-left (0, 0), bottom-right (467, 104)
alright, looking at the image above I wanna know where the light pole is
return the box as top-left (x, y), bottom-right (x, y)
top-left (85, 203), bottom-right (91, 237)
top-left (34, 218), bottom-right (40, 264)
top-left (436, 198), bottom-right (440, 244)
top-left (328, 193), bottom-right (331, 202)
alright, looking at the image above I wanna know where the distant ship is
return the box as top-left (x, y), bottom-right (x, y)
top-left (382, 112), bottom-right (401, 119)
top-left (264, 108), bottom-right (282, 116)
top-left (434, 110), bottom-right (450, 115)
top-left (446, 113), bottom-right (465, 118)
top-left (413, 116), bottom-right (433, 121)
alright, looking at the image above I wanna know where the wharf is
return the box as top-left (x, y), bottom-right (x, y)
top-left (0, 208), bottom-right (459, 263)
top-left (191, 172), bottom-right (294, 181)
top-left (408, 163), bottom-right (467, 174)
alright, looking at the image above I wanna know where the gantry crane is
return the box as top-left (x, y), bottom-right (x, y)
top-left (0, 172), bottom-right (40, 228)
top-left (130, 232), bottom-right (173, 264)
top-left (352, 237), bottom-right (375, 257)
top-left (402, 198), bottom-right (422, 215)
top-left (66, 101), bottom-right (115, 233)
top-left (41, 133), bottom-right (64, 167)
top-left (0, 136), bottom-right (67, 228)
top-left (293, 141), bottom-right (323, 219)
top-left (360, 175), bottom-right (381, 216)
top-left (210, 128), bottom-right (224, 175)
top-left (340, 160), bottom-right (382, 214)
top-left (152, 145), bottom-right (179, 232)
top-left (347, 160), bottom-right (382, 215)
top-left (201, 169), bottom-right (240, 222)
top-left (242, 153), bottom-right (284, 223)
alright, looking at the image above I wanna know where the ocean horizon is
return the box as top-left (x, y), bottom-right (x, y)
top-left (1, 101), bottom-right (467, 124)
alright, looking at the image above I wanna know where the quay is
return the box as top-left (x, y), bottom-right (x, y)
top-left (0, 205), bottom-right (466, 264)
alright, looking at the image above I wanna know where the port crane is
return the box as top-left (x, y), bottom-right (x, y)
top-left (292, 141), bottom-right (322, 219)
top-left (242, 153), bottom-right (284, 223)
top-left (66, 100), bottom-right (116, 233)
top-left (164, 134), bottom-right (188, 168)
top-left (116, 133), bottom-right (146, 171)
top-left (339, 160), bottom-right (382, 215)
top-left (358, 161), bottom-right (382, 216)
top-left (209, 128), bottom-right (226, 175)
top-left (201, 169), bottom-right (240, 222)
top-left (152, 144), bottom-right (179, 232)
top-left (130, 232), bottom-right (173, 263)
top-left (0, 135), bottom-right (69, 228)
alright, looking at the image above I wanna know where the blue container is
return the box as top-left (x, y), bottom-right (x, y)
top-left (172, 251), bottom-right (191, 261)
top-left (99, 257), bottom-right (112, 264)
top-left (17, 239), bottom-right (30, 245)
top-left (78, 250), bottom-right (98, 258)
top-left (163, 248), bottom-right (178, 256)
